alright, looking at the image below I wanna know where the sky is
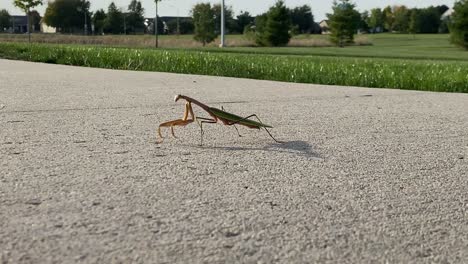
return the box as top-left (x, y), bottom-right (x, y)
top-left (1, 0), bottom-right (456, 21)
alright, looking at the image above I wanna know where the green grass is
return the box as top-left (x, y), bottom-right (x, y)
top-left (1, 42), bottom-right (467, 93)
top-left (201, 34), bottom-right (468, 61)
top-left (1, 33), bottom-right (465, 61)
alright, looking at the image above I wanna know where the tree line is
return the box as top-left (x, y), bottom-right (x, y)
top-left (328, 0), bottom-right (467, 49)
top-left (364, 5), bottom-right (450, 34)
top-left (1, 0), bottom-right (467, 49)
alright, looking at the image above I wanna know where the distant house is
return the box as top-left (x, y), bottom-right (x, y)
top-left (441, 8), bottom-right (454, 20)
top-left (40, 20), bottom-right (56, 33)
top-left (319, 20), bottom-right (330, 34)
top-left (10, 16), bottom-right (28, 33)
top-left (145, 16), bottom-right (194, 35)
top-left (145, 18), bottom-right (166, 34)
top-left (9, 15), bottom-right (43, 33)
top-left (370, 27), bottom-right (383, 34)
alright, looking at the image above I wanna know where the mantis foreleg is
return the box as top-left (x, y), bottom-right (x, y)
top-left (157, 102), bottom-right (194, 143)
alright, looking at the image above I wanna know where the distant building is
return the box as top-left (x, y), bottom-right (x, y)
top-left (40, 20), bottom-right (56, 33)
top-left (319, 20), bottom-right (330, 34)
top-left (9, 15), bottom-right (43, 33)
top-left (441, 8), bottom-right (454, 20)
top-left (145, 16), bottom-right (194, 35)
top-left (370, 27), bottom-right (383, 34)
top-left (10, 16), bottom-right (28, 33)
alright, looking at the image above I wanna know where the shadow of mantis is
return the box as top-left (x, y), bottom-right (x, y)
top-left (199, 140), bottom-right (321, 159)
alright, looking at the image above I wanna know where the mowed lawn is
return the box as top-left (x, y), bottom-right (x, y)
top-left (0, 33), bottom-right (467, 92)
top-left (204, 34), bottom-right (468, 61)
top-left (1, 33), bottom-right (466, 61)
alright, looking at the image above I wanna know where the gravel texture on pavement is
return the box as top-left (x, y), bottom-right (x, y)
top-left (1, 59), bottom-right (467, 263)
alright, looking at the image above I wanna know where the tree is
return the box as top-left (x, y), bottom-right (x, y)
top-left (359, 11), bottom-right (370, 32)
top-left (409, 8), bottom-right (422, 36)
top-left (165, 17), bottom-right (194, 35)
top-left (256, 0), bottom-right (291, 47)
top-left (419, 7), bottom-right (441, 33)
top-left (43, 0), bottom-right (90, 33)
top-left (93, 9), bottom-right (106, 35)
top-left (127, 0), bottom-right (145, 34)
top-left (29, 10), bottom-right (41, 32)
top-left (13, 0), bottom-right (43, 42)
top-left (289, 5), bottom-right (314, 34)
top-left (253, 13), bottom-right (267, 45)
top-left (327, 0), bottom-right (360, 47)
top-left (104, 2), bottom-right (124, 34)
top-left (450, 0), bottom-right (468, 49)
top-left (393, 5), bottom-right (410, 33)
top-left (192, 3), bottom-right (217, 46)
top-left (383, 5), bottom-right (394, 31)
top-left (236, 11), bottom-right (254, 34)
top-left (368, 8), bottom-right (384, 33)
top-left (0, 9), bottom-right (12, 32)
top-left (408, 7), bottom-right (441, 35)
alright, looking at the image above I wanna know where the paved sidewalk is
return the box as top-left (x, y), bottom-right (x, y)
top-left (1, 59), bottom-right (467, 263)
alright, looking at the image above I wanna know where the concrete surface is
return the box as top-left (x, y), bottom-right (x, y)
top-left (0, 59), bottom-right (467, 263)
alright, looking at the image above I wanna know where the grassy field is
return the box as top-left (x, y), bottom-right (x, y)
top-left (0, 41), bottom-right (467, 93)
top-left (204, 34), bottom-right (468, 61)
top-left (0, 33), bottom-right (465, 61)
top-left (0, 33), bottom-right (372, 48)
top-left (0, 33), bottom-right (467, 92)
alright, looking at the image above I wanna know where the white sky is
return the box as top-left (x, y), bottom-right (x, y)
top-left (0, 0), bottom-right (456, 21)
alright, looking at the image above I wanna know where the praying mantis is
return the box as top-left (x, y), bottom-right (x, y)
top-left (157, 95), bottom-right (280, 145)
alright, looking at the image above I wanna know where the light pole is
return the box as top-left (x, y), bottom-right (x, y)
top-left (154, 0), bottom-right (160, 48)
top-left (220, 0), bottom-right (225, 47)
top-left (84, 10), bottom-right (88, 35)
top-left (119, 7), bottom-right (127, 35)
top-left (77, 6), bottom-right (87, 35)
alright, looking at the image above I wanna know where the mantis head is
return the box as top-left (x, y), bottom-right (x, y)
top-left (174, 94), bottom-right (182, 102)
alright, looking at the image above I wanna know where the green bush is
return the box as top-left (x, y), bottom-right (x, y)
top-left (255, 1), bottom-right (291, 47)
top-left (327, 0), bottom-right (361, 47)
top-left (450, 0), bottom-right (468, 49)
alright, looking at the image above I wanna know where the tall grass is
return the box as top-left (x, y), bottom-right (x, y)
top-left (0, 42), bottom-right (467, 93)
top-left (0, 33), bottom-right (370, 48)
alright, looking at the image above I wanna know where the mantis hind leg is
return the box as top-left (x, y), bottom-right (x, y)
top-left (222, 106), bottom-right (242, 137)
top-left (233, 125), bottom-right (242, 137)
top-left (229, 114), bottom-right (282, 143)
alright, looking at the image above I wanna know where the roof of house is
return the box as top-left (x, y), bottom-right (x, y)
top-left (441, 8), bottom-right (454, 19)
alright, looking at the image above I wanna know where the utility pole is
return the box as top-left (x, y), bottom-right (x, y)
top-left (119, 7), bottom-right (127, 35)
top-left (155, 0), bottom-right (160, 48)
top-left (77, 6), bottom-right (87, 35)
top-left (84, 10), bottom-right (88, 35)
top-left (27, 8), bottom-right (31, 43)
top-left (220, 0), bottom-right (225, 47)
